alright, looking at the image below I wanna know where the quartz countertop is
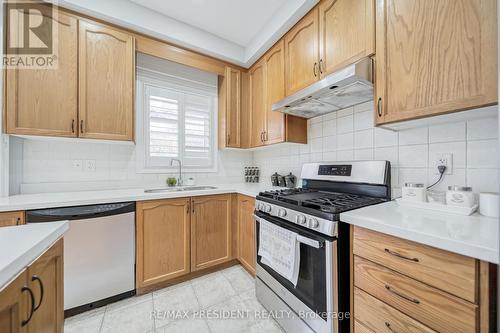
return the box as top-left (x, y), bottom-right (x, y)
top-left (0, 183), bottom-right (277, 213)
top-left (340, 201), bottom-right (499, 264)
top-left (0, 221), bottom-right (68, 289)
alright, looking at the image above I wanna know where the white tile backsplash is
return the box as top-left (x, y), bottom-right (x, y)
top-left (429, 122), bottom-right (466, 143)
top-left (399, 127), bottom-right (428, 145)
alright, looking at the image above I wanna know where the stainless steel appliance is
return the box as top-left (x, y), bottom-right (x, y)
top-left (272, 58), bottom-right (373, 119)
top-left (26, 202), bottom-right (136, 317)
top-left (255, 161), bottom-right (391, 333)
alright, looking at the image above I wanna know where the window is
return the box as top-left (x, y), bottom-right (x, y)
top-left (136, 56), bottom-right (217, 172)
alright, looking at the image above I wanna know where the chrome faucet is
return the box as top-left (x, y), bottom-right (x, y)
top-left (170, 158), bottom-right (183, 186)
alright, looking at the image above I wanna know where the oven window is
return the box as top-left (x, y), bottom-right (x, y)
top-left (256, 220), bottom-right (328, 319)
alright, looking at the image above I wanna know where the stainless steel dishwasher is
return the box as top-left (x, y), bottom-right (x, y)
top-left (26, 202), bottom-right (136, 317)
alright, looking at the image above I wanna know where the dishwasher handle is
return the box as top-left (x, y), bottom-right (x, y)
top-left (26, 202), bottom-right (135, 223)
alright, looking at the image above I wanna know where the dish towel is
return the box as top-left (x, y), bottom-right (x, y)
top-left (258, 219), bottom-right (300, 286)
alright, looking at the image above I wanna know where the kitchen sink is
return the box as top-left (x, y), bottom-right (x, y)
top-left (144, 186), bottom-right (217, 193)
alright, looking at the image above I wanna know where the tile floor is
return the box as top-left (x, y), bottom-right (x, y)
top-left (64, 265), bottom-right (284, 333)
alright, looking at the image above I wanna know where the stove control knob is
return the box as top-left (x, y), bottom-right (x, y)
top-left (296, 215), bottom-right (307, 225)
top-left (265, 204), bottom-right (272, 213)
top-left (309, 218), bottom-right (320, 229)
top-left (257, 203), bottom-right (263, 211)
top-left (278, 209), bottom-right (287, 217)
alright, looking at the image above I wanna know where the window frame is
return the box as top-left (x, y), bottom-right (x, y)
top-left (136, 67), bottom-right (218, 173)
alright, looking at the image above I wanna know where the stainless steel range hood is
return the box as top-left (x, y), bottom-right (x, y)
top-left (272, 58), bottom-right (373, 119)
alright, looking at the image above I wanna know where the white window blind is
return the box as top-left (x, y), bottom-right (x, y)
top-left (136, 58), bottom-right (217, 172)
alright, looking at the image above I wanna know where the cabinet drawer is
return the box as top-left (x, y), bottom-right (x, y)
top-left (0, 211), bottom-right (24, 227)
top-left (353, 226), bottom-right (477, 302)
top-left (354, 320), bottom-right (374, 333)
top-left (354, 287), bottom-right (436, 333)
top-left (354, 256), bottom-right (477, 333)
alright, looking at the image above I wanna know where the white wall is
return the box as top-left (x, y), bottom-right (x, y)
top-left (10, 140), bottom-right (252, 194)
top-left (253, 102), bottom-right (499, 198)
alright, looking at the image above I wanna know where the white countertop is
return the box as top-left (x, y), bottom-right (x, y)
top-left (340, 201), bottom-right (499, 264)
top-left (0, 221), bottom-right (69, 289)
top-left (0, 183), bottom-right (274, 212)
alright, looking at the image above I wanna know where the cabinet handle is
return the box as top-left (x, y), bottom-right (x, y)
top-left (260, 132), bottom-right (264, 143)
top-left (227, 133), bottom-right (230, 144)
top-left (385, 285), bottom-right (420, 304)
top-left (187, 202), bottom-right (190, 214)
top-left (71, 119), bottom-right (75, 133)
top-left (385, 322), bottom-right (398, 333)
top-left (31, 275), bottom-right (44, 311)
top-left (264, 131), bottom-right (268, 141)
top-left (384, 248), bottom-right (419, 262)
top-left (80, 120), bottom-right (84, 133)
top-left (319, 59), bottom-right (324, 74)
top-left (377, 97), bottom-right (383, 117)
top-left (192, 202), bottom-right (195, 213)
top-left (313, 62), bottom-right (318, 77)
top-left (21, 285), bottom-right (35, 326)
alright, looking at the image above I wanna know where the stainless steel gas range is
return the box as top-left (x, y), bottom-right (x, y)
top-left (254, 161), bottom-right (391, 333)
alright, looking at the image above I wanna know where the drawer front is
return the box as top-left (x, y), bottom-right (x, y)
top-left (353, 226), bottom-right (477, 302)
top-left (354, 256), bottom-right (477, 333)
top-left (354, 320), bottom-right (374, 333)
top-left (354, 287), bottom-right (436, 333)
top-left (0, 211), bottom-right (24, 227)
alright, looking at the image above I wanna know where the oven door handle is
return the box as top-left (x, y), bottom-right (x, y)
top-left (297, 235), bottom-right (323, 248)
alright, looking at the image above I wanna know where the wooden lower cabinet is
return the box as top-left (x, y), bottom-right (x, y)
top-left (136, 198), bottom-right (191, 288)
top-left (191, 194), bottom-right (232, 271)
top-left (0, 211), bottom-right (25, 228)
top-left (0, 240), bottom-right (63, 333)
top-left (237, 195), bottom-right (256, 275)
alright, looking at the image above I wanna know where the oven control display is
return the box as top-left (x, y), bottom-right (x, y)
top-left (318, 164), bottom-right (352, 176)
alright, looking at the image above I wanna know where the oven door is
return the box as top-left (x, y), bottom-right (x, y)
top-left (254, 211), bottom-right (337, 333)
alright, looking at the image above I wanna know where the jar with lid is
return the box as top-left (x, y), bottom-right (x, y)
top-left (446, 186), bottom-right (475, 207)
top-left (402, 183), bottom-right (427, 202)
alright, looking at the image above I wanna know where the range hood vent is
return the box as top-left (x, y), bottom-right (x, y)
top-left (272, 58), bottom-right (373, 119)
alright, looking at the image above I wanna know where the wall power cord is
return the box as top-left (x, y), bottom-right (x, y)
top-left (427, 165), bottom-right (447, 189)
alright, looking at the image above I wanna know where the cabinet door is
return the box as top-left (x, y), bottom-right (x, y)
top-left (136, 198), bottom-right (191, 288)
top-left (284, 7), bottom-right (319, 96)
top-left (0, 211), bottom-right (25, 228)
top-left (375, 0), bottom-right (497, 125)
top-left (27, 240), bottom-right (63, 333)
top-left (249, 60), bottom-right (266, 147)
top-left (0, 270), bottom-right (28, 333)
top-left (225, 67), bottom-right (241, 147)
top-left (79, 21), bottom-right (135, 141)
top-left (264, 40), bottom-right (286, 145)
top-left (319, 0), bottom-right (374, 76)
top-left (237, 195), bottom-right (256, 276)
top-left (5, 9), bottom-right (78, 137)
top-left (191, 194), bottom-right (232, 271)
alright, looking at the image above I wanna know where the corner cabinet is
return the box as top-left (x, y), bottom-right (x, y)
top-left (319, 0), bottom-right (374, 76)
top-left (136, 198), bottom-right (191, 289)
top-left (0, 240), bottom-right (63, 333)
top-left (375, 0), bottom-right (498, 125)
top-left (79, 21), bottom-right (135, 141)
top-left (237, 195), bottom-right (256, 275)
top-left (191, 194), bottom-right (232, 271)
top-left (5, 9), bottom-right (78, 137)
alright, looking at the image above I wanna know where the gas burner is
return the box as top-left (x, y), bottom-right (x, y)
top-left (302, 193), bottom-right (384, 213)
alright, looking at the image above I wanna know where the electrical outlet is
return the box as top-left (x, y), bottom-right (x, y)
top-left (85, 159), bottom-right (96, 172)
top-left (432, 153), bottom-right (453, 175)
top-left (72, 160), bottom-right (83, 170)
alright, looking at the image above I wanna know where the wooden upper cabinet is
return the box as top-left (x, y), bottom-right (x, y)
top-left (319, 0), bottom-right (374, 76)
top-left (284, 7), bottom-right (319, 96)
top-left (78, 21), bottom-right (135, 141)
top-left (237, 195), bottom-right (256, 276)
top-left (224, 67), bottom-right (241, 147)
top-left (191, 194), bottom-right (232, 271)
top-left (375, 0), bottom-right (498, 125)
top-left (264, 40), bottom-right (286, 145)
top-left (249, 59), bottom-right (267, 147)
top-left (5, 9), bottom-right (78, 137)
top-left (0, 270), bottom-right (28, 333)
top-left (0, 211), bottom-right (25, 228)
top-left (136, 198), bottom-right (191, 288)
top-left (27, 240), bottom-right (63, 333)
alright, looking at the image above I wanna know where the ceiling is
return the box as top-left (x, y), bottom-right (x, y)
top-left (55, 0), bottom-right (318, 67)
top-left (129, 0), bottom-right (288, 46)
